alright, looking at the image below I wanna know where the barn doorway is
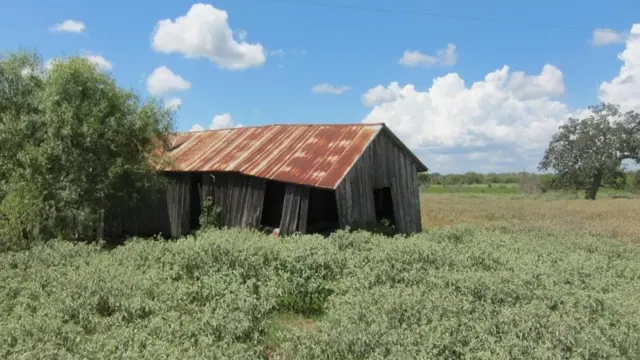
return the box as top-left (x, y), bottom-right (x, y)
top-left (260, 180), bottom-right (287, 229)
top-left (373, 186), bottom-right (395, 226)
top-left (189, 174), bottom-right (202, 231)
top-left (305, 188), bottom-right (340, 235)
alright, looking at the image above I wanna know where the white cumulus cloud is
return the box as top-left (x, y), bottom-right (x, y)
top-left (399, 43), bottom-right (457, 67)
top-left (591, 28), bottom-right (625, 46)
top-left (598, 24), bottom-right (640, 112)
top-left (312, 83), bottom-right (351, 95)
top-left (44, 54), bottom-right (113, 72)
top-left (50, 19), bottom-right (86, 33)
top-left (151, 3), bottom-right (266, 70)
top-left (83, 54), bottom-right (113, 71)
top-left (362, 83), bottom-right (401, 107)
top-left (190, 113), bottom-right (244, 132)
top-left (190, 124), bottom-right (205, 132)
top-left (210, 113), bottom-right (235, 129)
top-left (146, 66), bottom-right (191, 96)
top-left (362, 64), bottom-right (569, 172)
top-left (165, 98), bottom-right (182, 111)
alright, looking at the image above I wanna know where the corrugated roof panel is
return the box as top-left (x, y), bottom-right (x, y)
top-left (159, 123), bottom-right (388, 189)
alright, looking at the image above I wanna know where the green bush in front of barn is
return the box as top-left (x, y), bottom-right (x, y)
top-left (0, 51), bottom-right (173, 251)
top-left (1, 226), bottom-right (639, 359)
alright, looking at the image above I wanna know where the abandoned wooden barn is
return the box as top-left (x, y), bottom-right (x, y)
top-left (101, 123), bottom-right (428, 239)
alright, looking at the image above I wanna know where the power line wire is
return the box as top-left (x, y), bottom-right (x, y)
top-left (262, 0), bottom-right (592, 32)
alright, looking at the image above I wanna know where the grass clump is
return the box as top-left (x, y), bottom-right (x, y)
top-left (1, 226), bottom-right (640, 359)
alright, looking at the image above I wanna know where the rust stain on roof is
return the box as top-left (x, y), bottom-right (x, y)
top-left (159, 123), bottom-right (390, 189)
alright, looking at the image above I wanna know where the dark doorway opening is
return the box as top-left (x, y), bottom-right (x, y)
top-left (261, 180), bottom-right (287, 228)
top-left (373, 186), bottom-right (395, 226)
top-left (306, 188), bottom-right (340, 235)
top-left (189, 174), bottom-right (202, 231)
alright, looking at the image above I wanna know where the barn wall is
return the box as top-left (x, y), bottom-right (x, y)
top-left (104, 172), bottom-right (323, 239)
top-left (202, 172), bottom-right (266, 229)
top-left (101, 173), bottom-right (187, 240)
top-left (335, 131), bottom-right (422, 234)
top-left (335, 155), bottom-right (376, 229)
top-left (278, 183), bottom-right (310, 235)
top-left (166, 173), bottom-right (191, 237)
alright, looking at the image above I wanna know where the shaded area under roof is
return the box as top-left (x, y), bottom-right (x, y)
top-left (159, 123), bottom-right (427, 189)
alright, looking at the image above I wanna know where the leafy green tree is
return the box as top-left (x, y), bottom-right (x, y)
top-left (538, 103), bottom-right (640, 200)
top-left (486, 172), bottom-right (501, 184)
top-left (631, 170), bottom-right (640, 193)
top-left (463, 171), bottom-right (484, 185)
top-left (0, 51), bottom-right (173, 250)
top-left (429, 172), bottom-right (443, 185)
top-left (417, 172), bottom-right (430, 187)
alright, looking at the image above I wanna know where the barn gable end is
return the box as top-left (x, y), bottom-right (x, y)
top-left (335, 128), bottom-right (425, 234)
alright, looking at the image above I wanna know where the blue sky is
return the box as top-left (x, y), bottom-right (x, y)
top-left (1, 0), bottom-right (639, 173)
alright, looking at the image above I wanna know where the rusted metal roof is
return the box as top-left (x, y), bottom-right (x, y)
top-left (158, 123), bottom-right (426, 189)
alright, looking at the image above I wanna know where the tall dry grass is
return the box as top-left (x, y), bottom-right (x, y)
top-left (421, 194), bottom-right (640, 240)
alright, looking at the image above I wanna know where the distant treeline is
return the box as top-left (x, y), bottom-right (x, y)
top-left (418, 171), bottom-right (640, 192)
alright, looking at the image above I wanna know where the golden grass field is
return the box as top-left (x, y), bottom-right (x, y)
top-left (420, 193), bottom-right (640, 241)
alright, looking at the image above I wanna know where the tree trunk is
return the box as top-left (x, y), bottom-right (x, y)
top-left (585, 171), bottom-right (603, 200)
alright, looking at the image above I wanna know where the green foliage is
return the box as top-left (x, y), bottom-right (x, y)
top-left (198, 197), bottom-right (222, 230)
top-left (462, 171), bottom-right (484, 184)
top-left (423, 172), bottom-right (546, 188)
top-left (417, 172), bottom-right (430, 187)
top-left (630, 171), bottom-right (640, 193)
top-left (362, 218), bottom-right (397, 237)
top-left (423, 184), bottom-right (519, 195)
top-left (538, 103), bottom-right (640, 200)
top-left (0, 51), bottom-right (173, 250)
top-left (1, 227), bottom-right (639, 358)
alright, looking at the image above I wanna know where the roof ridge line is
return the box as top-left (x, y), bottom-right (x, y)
top-left (176, 122), bottom-right (385, 135)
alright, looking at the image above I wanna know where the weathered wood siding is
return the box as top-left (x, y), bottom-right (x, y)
top-left (335, 156), bottom-right (376, 229)
top-left (335, 131), bottom-right (422, 234)
top-left (297, 186), bottom-right (310, 234)
top-left (278, 183), bottom-right (311, 235)
top-left (166, 173), bottom-right (191, 238)
top-left (201, 172), bottom-right (266, 229)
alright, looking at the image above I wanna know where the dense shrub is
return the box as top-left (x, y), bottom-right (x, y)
top-left (1, 226), bottom-right (639, 358)
top-left (0, 52), bottom-right (172, 251)
top-left (630, 170), bottom-right (640, 193)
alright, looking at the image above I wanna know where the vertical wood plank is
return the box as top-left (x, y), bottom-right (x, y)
top-left (223, 174), bottom-right (235, 227)
top-left (390, 145), bottom-right (407, 234)
top-left (228, 174), bottom-right (242, 227)
top-left (248, 178), bottom-right (266, 227)
top-left (400, 153), bottom-right (413, 232)
top-left (166, 175), bottom-right (178, 238)
top-left (410, 163), bottom-right (422, 233)
top-left (240, 178), bottom-right (254, 228)
top-left (360, 156), bottom-right (376, 225)
top-left (297, 186), bottom-right (310, 233)
top-left (184, 174), bottom-right (190, 235)
top-left (335, 180), bottom-right (348, 229)
top-left (279, 184), bottom-right (302, 235)
top-left (217, 174), bottom-right (228, 226)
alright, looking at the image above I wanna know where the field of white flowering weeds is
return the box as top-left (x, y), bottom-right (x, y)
top-left (1, 225), bottom-right (639, 359)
